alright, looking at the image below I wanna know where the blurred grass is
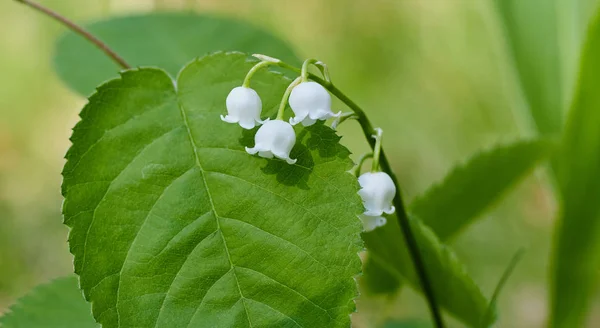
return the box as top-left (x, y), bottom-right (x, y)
top-left (0, 0), bottom-right (585, 327)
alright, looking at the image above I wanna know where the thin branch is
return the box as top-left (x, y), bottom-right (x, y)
top-left (14, 0), bottom-right (131, 70)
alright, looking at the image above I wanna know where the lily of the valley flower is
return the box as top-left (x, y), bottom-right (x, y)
top-left (221, 86), bottom-right (266, 129)
top-left (357, 172), bottom-right (396, 231)
top-left (289, 81), bottom-right (341, 126)
top-left (246, 120), bottom-right (297, 164)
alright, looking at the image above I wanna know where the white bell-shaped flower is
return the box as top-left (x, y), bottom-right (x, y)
top-left (357, 172), bottom-right (396, 217)
top-left (245, 120), bottom-right (297, 164)
top-left (221, 86), bottom-right (266, 129)
top-left (289, 81), bottom-right (341, 126)
top-left (360, 214), bottom-right (387, 232)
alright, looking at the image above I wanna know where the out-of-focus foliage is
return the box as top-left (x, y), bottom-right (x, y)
top-left (550, 10), bottom-right (600, 328)
top-left (54, 13), bottom-right (300, 95)
top-left (2, 0), bottom-right (600, 327)
top-left (0, 277), bottom-right (97, 328)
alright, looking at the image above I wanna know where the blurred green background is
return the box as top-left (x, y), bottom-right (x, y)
top-left (0, 0), bottom-right (598, 327)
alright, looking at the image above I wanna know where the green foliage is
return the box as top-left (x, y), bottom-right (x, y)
top-left (550, 10), bottom-right (600, 328)
top-left (411, 139), bottom-right (553, 240)
top-left (0, 277), bottom-right (97, 328)
top-left (61, 52), bottom-right (363, 328)
top-left (493, 0), bottom-right (565, 135)
top-left (54, 13), bottom-right (299, 96)
top-left (362, 216), bottom-right (493, 328)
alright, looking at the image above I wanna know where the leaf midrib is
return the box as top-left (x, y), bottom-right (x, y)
top-left (175, 91), bottom-right (254, 327)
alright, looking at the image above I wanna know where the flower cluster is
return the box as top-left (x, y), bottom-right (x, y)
top-left (221, 58), bottom-right (396, 232)
top-left (221, 79), bottom-right (340, 165)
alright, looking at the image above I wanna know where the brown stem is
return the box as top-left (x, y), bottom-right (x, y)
top-left (14, 0), bottom-right (131, 70)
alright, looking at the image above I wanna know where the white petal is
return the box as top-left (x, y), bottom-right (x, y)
top-left (308, 108), bottom-right (334, 120)
top-left (383, 206), bottom-right (396, 215)
top-left (289, 113), bottom-right (308, 126)
top-left (220, 114), bottom-right (239, 124)
top-left (245, 146), bottom-right (259, 155)
top-left (273, 150), bottom-right (297, 164)
top-left (301, 117), bottom-right (317, 127)
top-left (239, 118), bottom-right (256, 130)
top-left (360, 214), bottom-right (387, 232)
top-left (258, 150), bottom-right (274, 159)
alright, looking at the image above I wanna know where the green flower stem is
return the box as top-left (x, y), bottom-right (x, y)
top-left (13, 0), bottom-right (131, 70)
top-left (301, 58), bottom-right (320, 82)
top-left (273, 60), bottom-right (446, 328)
top-left (332, 112), bottom-right (357, 129)
top-left (276, 77), bottom-right (302, 120)
top-left (371, 128), bottom-right (383, 172)
top-left (243, 60), bottom-right (276, 88)
top-left (350, 153), bottom-right (373, 177)
top-left (300, 58), bottom-right (331, 83)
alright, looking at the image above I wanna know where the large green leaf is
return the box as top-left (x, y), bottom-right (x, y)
top-left (0, 277), bottom-right (98, 328)
top-left (54, 13), bottom-right (299, 96)
top-left (362, 216), bottom-right (493, 328)
top-left (362, 139), bottom-right (552, 298)
top-left (61, 52), bottom-right (363, 328)
top-left (550, 9), bottom-right (600, 328)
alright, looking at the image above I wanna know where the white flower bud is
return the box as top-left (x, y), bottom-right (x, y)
top-left (357, 172), bottom-right (396, 217)
top-left (289, 81), bottom-right (341, 126)
top-left (245, 120), bottom-right (297, 164)
top-left (221, 86), bottom-right (266, 129)
top-left (359, 214), bottom-right (387, 232)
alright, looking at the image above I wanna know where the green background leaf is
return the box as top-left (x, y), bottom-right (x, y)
top-left (62, 52), bottom-right (363, 328)
top-left (493, 0), bottom-right (565, 135)
top-left (411, 139), bottom-right (553, 240)
top-left (54, 13), bottom-right (299, 96)
top-left (0, 276), bottom-right (98, 328)
top-left (493, 0), bottom-right (599, 136)
top-left (362, 216), bottom-right (492, 328)
top-left (550, 9), bottom-right (600, 328)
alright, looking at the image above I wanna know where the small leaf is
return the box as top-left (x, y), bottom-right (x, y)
top-left (411, 139), bottom-right (553, 240)
top-left (54, 13), bottom-right (299, 96)
top-left (62, 52), bottom-right (363, 328)
top-left (362, 215), bottom-right (493, 328)
top-left (550, 9), bottom-right (600, 328)
top-left (362, 139), bottom-right (552, 299)
top-left (0, 276), bottom-right (98, 328)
